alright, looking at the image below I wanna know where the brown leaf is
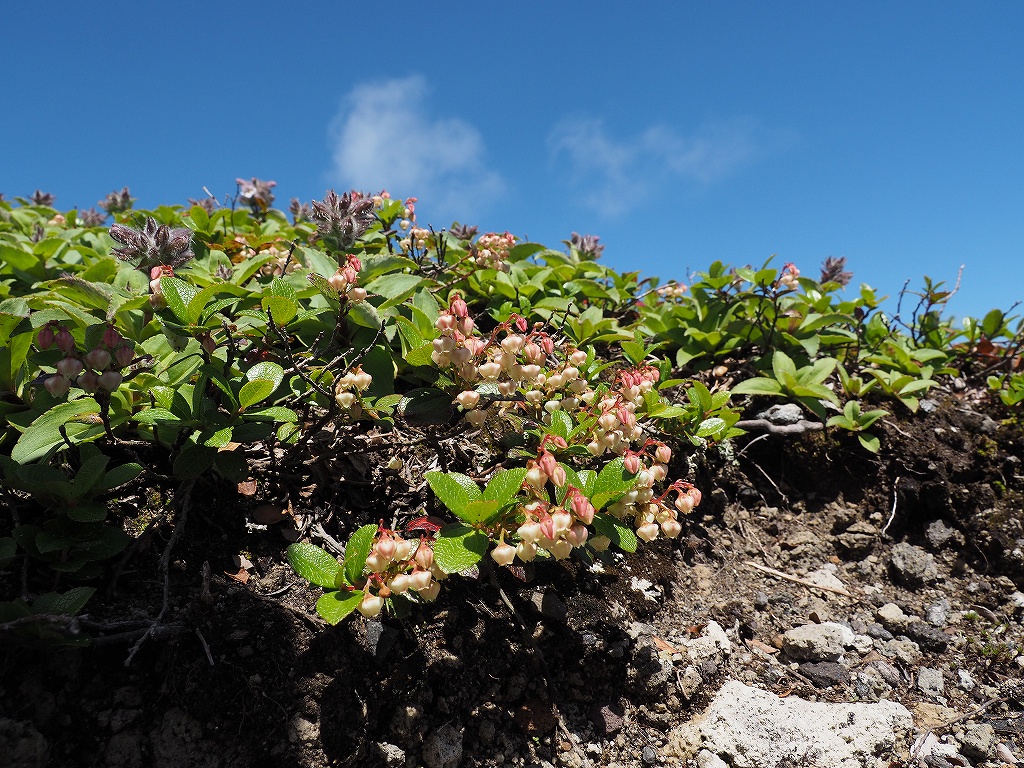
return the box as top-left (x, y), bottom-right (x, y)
top-left (237, 480), bottom-right (258, 496)
top-left (253, 504), bottom-right (287, 525)
top-left (224, 568), bottom-right (249, 585)
top-left (748, 638), bottom-right (779, 655)
top-left (652, 636), bottom-right (680, 654)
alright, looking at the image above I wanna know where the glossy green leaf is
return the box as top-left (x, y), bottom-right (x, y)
top-left (287, 542), bottom-right (341, 589)
top-left (315, 589), bottom-right (363, 625)
top-left (343, 524), bottom-right (379, 586)
top-left (433, 524), bottom-right (489, 574)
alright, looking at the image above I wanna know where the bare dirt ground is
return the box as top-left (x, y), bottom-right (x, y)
top-left (2, 391), bottom-right (1023, 768)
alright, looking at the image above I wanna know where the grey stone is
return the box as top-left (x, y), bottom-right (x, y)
top-left (0, 718), bottom-right (49, 768)
top-left (890, 543), bottom-right (940, 585)
top-left (753, 591), bottom-right (769, 610)
top-left (876, 603), bottom-right (911, 633)
top-left (782, 622), bottom-right (853, 662)
top-left (925, 599), bottom-right (950, 627)
top-left (956, 669), bottom-right (976, 692)
top-left (678, 665), bottom-right (704, 700)
top-left (868, 660), bottom-right (903, 688)
top-left (531, 590), bottom-right (569, 622)
top-left (757, 403), bottom-right (804, 425)
top-left (835, 521), bottom-right (878, 557)
top-left (925, 520), bottom-right (962, 551)
top-left (797, 661), bottom-right (851, 687)
top-left (589, 701), bottom-right (625, 736)
top-left (917, 667), bottom-right (945, 698)
top-left (905, 621), bottom-right (949, 651)
top-left (364, 620), bottom-right (399, 660)
top-left (880, 638), bottom-right (922, 666)
top-left (376, 742), bottom-right (406, 767)
top-left (287, 714), bottom-right (319, 745)
top-left (641, 745), bottom-right (658, 763)
top-left (690, 680), bottom-right (912, 768)
top-left (958, 723), bottom-right (995, 761)
top-left (422, 723), bottom-right (464, 768)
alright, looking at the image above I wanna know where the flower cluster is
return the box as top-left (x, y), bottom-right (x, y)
top-left (607, 461), bottom-right (702, 542)
top-left (236, 177), bottom-right (276, 214)
top-left (399, 227), bottom-right (432, 253)
top-left (657, 282), bottom-right (689, 301)
top-left (333, 364), bottom-right (372, 418)
top-left (37, 323), bottom-right (134, 398)
top-left (310, 190), bottom-right (375, 251)
top-left (109, 217), bottom-right (195, 272)
top-left (357, 527), bottom-right (444, 617)
top-left (326, 255), bottom-right (367, 303)
top-left (98, 187), bottom-right (135, 214)
top-left (474, 231), bottom-right (514, 272)
top-left (29, 190), bottom-right (56, 207)
top-left (777, 262), bottom-right (800, 291)
top-left (566, 232), bottom-right (605, 260)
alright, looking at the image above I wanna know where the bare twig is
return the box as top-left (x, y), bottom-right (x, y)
top-left (880, 477), bottom-right (901, 538)
top-left (744, 560), bottom-right (855, 598)
top-left (124, 479), bottom-right (195, 666)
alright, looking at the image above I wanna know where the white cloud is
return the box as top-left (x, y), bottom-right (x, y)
top-left (329, 75), bottom-right (504, 217)
top-left (548, 116), bottom-right (779, 216)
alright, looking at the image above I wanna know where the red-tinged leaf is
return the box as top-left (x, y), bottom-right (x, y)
top-left (404, 516), bottom-right (445, 535)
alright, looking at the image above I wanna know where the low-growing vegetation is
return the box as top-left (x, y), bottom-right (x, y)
top-left (0, 181), bottom-right (1021, 637)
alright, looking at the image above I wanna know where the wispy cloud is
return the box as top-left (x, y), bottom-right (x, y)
top-left (329, 75), bottom-right (504, 218)
top-left (548, 117), bottom-right (785, 216)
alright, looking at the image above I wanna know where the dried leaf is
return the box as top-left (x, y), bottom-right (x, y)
top-left (237, 480), bottom-right (258, 496)
top-left (652, 636), bottom-right (680, 654)
top-left (253, 504), bottom-right (287, 525)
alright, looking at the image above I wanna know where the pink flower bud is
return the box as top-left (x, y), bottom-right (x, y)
top-left (436, 314), bottom-right (456, 332)
top-left (637, 522), bottom-right (660, 542)
top-left (688, 487), bottom-right (702, 507)
top-left (550, 539), bottom-right (573, 560)
top-left (348, 287), bottom-right (367, 303)
top-left (418, 580), bottom-right (441, 601)
top-left (661, 520), bottom-right (682, 538)
top-left (655, 445), bottom-right (672, 464)
top-left (85, 348), bottom-right (112, 370)
top-left (414, 544), bottom-right (434, 571)
top-left (540, 336), bottom-right (554, 355)
top-left (102, 325), bottom-right (122, 348)
top-left (567, 523), bottom-right (589, 548)
top-left (56, 357), bottom-right (84, 379)
top-left (623, 453), bottom-right (641, 474)
top-left (328, 272), bottom-right (347, 291)
top-left (55, 327), bottom-right (75, 353)
top-left (78, 370), bottom-right (101, 393)
top-left (409, 569), bottom-right (432, 592)
top-left (674, 494), bottom-right (695, 515)
top-left (538, 451), bottom-right (558, 477)
top-left (37, 325), bottom-right (55, 350)
top-left (98, 370), bottom-right (123, 391)
top-left (551, 510), bottom-right (572, 534)
top-left (347, 256), bottom-right (362, 272)
top-left (550, 465), bottom-right (567, 488)
top-left (450, 295), bottom-right (468, 318)
top-left (375, 536), bottom-right (397, 561)
top-left (44, 375), bottom-right (70, 397)
top-left (569, 491), bottom-right (596, 525)
top-left (526, 466), bottom-right (548, 490)
top-left (456, 390), bottom-right (480, 410)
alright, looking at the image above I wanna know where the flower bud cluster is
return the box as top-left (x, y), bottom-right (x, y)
top-left (357, 527), bottom-right (445, 617)
top-left (327, 256), bottom-right (367, 303)
top-left (777, 262), bottom-right (800, 291)
top-left (656, 282), bottom-right (688, 301)
top-left (38, 322), bottom-right (134, 398)
top-left (399, 226), bottom-right (432, 253)
top-left (580, 365), bottom-right (661, 458)
top-left (334, 364), bottom-right (372, 418)
top-left (474, 231), bottom-right (514, 272)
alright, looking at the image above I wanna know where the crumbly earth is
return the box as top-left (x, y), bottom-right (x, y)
top-left (2, 394), bottom-right (1023, 768)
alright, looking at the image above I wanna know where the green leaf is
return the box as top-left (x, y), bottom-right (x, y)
top-left (547, 410), bottom-right (573, 440)
top-left (483, 468), bottom-right (529, 504)
top-left (592, 514), bottom-right (638, 553)
top-left (433, 523), bottom-right (489, 574)
top-left (347, 301), bottom-right (381, 329)
top-left (287, 542), bottom-right (341, 589)
top-left (97, 463), bottom-right (143, 492)
top-left (771, 350), bottom-right (797, 381)
top-left (262, 295), bottom-right (298, 326)
top-left (315, 589), bottom-right (363, 625)
top-left (695, 417), bottom-right (726, 438)
top-left (593, 457), bottom-right (637, 500)
top-left (620, 341), bottom-right (646, 366)
top-left (0, 537), bottom-right (16, 569)
top-left (426, 472), bottom-right (471, 517)
top-left (239, 361), bottom-right (284, 409)
top-left (65, 502), bottom-right (108, 523)
top-left (459, 499), bottom-right (502, 524)
top-left (858, 433), bottom-right (881, 453)
top-left (32, 586), bottom-right (95, 616)
top-left (244, 406), bottom-right (298, 423)
top-left (400, 388), bottom-right (453, 425)
top-left (730, 378), bottom-right (784, 396)
top-left (343, 524), bottom-right (378, 586)
top-left (132, 408), bottom-right (183, 425)
top-left (160, 277), bottom-right (200, 323)
top-left (71, 454), bottom-right (110, 495)
top-left (172, 444), bottom-right (214, 479)
top-left (404, 342), bottom-right (435, 368)
top-left (11, 399), bottom-right (102, 464)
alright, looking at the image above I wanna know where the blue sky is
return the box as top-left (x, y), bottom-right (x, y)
top-left (2, 2), bottom-right (1022, 321)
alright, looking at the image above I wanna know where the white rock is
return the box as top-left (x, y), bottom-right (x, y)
top-left (685, 621), bottom-right (733, 661)
top-left (693, 680), bottom-right (912, 768)
top-left (782, 622), bottom-right (854, 661)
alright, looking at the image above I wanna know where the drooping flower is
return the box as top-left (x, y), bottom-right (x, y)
top-left (29, 190), bottom-right (56, 207)
top-left (236, 177), bottom-right (276, 214)
top-left (98, 186), bottom-right (136, 214)
top-left (566, 232), bottom-right (604, 260)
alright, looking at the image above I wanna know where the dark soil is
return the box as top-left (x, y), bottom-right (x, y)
top-left (3, 393), bottom-right (1023, 768)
